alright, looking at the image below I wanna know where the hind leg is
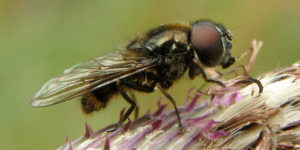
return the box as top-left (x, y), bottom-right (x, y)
top-left (107, 79), bottom-right (155, 132)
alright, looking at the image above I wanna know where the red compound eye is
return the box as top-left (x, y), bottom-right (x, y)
top-left (191, 21), bottom-right (224, 67)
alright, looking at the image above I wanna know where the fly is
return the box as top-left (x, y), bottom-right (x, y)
top-left (30, 20), bottom-right (260, 132)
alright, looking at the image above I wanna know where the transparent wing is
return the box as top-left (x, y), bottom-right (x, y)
top-left (30, 51), bottom-right (157, 107)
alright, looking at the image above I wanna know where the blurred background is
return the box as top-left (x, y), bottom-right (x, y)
top-left (1, 0), bottom-right (300, 149)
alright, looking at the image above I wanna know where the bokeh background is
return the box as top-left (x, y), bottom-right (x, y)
top-left (1, 1), bottom-right (300, 149)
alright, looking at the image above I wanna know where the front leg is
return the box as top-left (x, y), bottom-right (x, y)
top-left (191, 58), bottom-right (226, 88)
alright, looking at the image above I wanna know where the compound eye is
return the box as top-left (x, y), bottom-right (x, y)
top-left (191, 21), bottom-right (224, 67)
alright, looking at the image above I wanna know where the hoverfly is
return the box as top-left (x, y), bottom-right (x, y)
top-left (31, 20), bottom-right (237, 132)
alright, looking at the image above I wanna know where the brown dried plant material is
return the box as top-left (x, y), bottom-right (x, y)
top-left (244, 40), bottom-right (263, 75)
top-left (254, 129), bottom-right (274, 150)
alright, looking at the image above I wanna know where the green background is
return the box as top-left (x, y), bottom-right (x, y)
top-left (1, 1), bottom-right (300, 149)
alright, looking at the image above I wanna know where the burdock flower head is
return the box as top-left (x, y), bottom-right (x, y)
top-left (58, 40), bottom-right (300, 149)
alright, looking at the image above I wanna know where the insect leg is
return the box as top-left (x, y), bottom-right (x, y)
top-left (107, 80), bottom-right (137, 132)
top-left (214, 64), bottom-right (246, 77)
top-left (119, 79), bottom-right (158, 119)
top-left (193, 58), bottom-right (226, 87)
top-left (130, 91), bottom-right (139, 119)
top-left (118, 79), bottom-right (155, 92)
top-left (107, 79), bottom-right (155, 132)
top-left (157, 83), bottom-right (183, 132)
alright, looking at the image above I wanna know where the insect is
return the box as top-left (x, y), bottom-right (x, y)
top-left (31, 20), bottom-right (237, 132)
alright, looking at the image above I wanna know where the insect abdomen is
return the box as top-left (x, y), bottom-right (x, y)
top-left (81, 83), bottom-right (119, 114)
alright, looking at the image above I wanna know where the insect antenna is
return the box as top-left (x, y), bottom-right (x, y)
top-left (228, 27), bottom-right (240, 44)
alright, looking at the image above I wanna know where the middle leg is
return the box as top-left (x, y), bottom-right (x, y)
top-left (157, 83), bottom-right (183, 132)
